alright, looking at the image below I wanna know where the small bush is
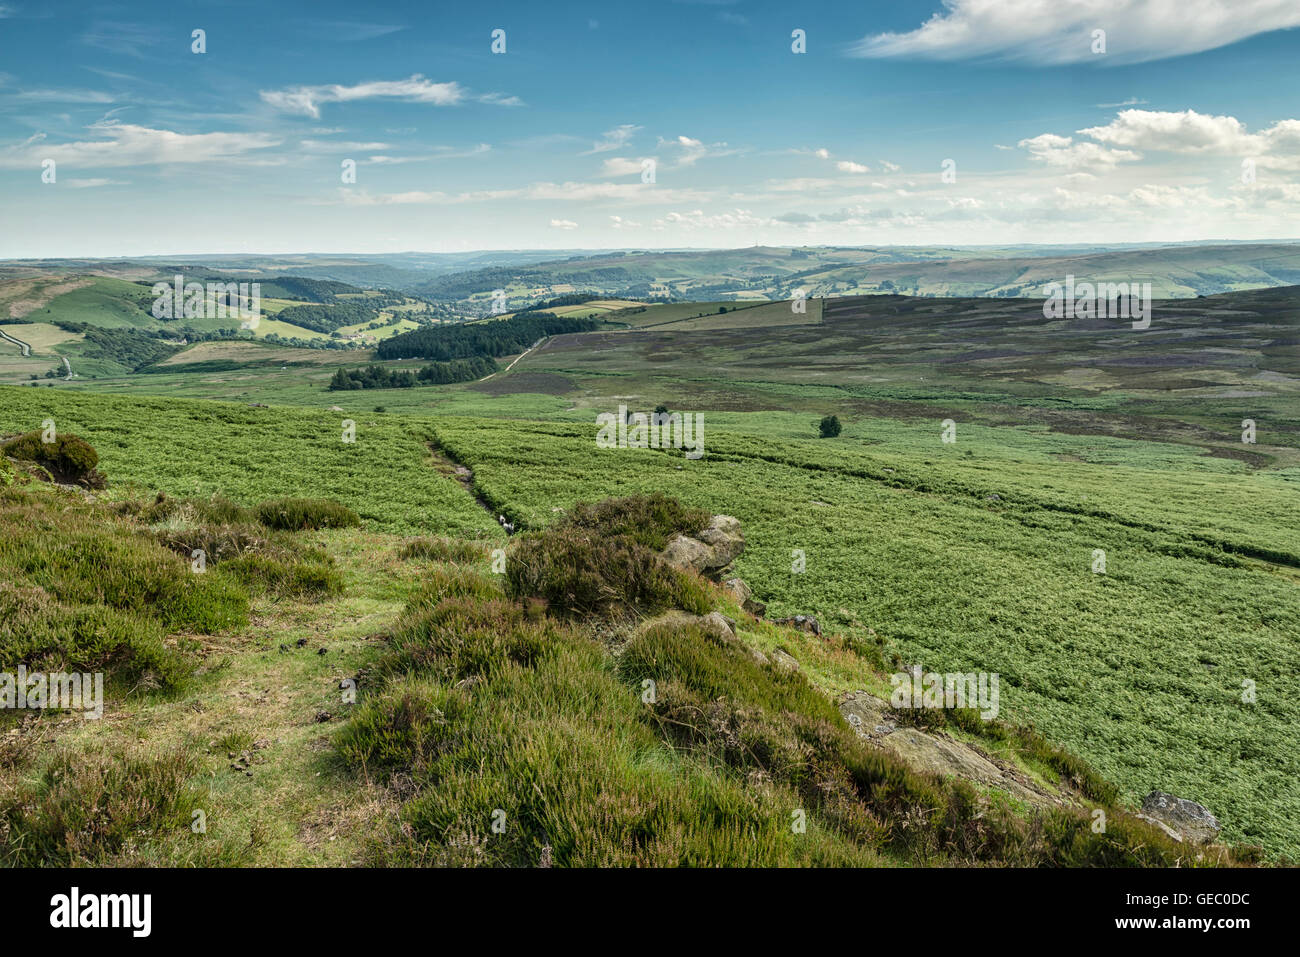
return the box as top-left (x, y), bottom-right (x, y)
top-left (385, 598), bottom-right (558, 682)
top-left (336, 678), bottom-right (467, 773)
top-left (0, 745), bottom-right (204, 866)
top-left (221, 552), bottom-right (343, 599)
top-left (405, 565), bottom-right (504, 609)
top-left (819, 414), bottom-right (842, 438)
top-left (1, 430), bottom-right (104, 487)
top-left (558, 493), bottom-right (711, 551)
top-left (506, 527), bottom-right (711, 619)
top-left (254, 497), bottom-right (361, 530)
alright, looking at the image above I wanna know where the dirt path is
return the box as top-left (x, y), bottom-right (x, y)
top-left (477, 336), bottom-right (548, 382)
top-left (45, 529), bottom-right (417, 865)
top-left (0, 327), bottom-right (31, 356)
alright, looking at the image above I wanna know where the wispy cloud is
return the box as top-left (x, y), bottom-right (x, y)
top-left (583, 124), bottom-right (641, 154)
top-left (659, 134), bottom-right (737, 167)
top-left (80, 22), bottom-right (168, 58)
top-left (851, 0), bottom-right (1300, 65)
top-left (1096, 97), bottom-right (1149, 108)
top-left (0, 120), bottom-right (280, 169)
top-left (260, 75), bottom-right (519, 118)
top-left (65, 177), bottom-right (128, 188)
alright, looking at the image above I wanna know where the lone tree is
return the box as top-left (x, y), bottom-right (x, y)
top-left (818, 414), bottom-right (842, 438)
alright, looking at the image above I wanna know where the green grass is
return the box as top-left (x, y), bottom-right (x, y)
top-left (427, 414), bottom-right (1300, 858)
top-left (336, 496), bottom-right (1225, 867)
top-left (0, 386), bottom-right (503, 537)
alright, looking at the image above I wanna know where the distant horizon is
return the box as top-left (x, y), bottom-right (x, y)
top-left (7, 236), bottom-right (1300, 264)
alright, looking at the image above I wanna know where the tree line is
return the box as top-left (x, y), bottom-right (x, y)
top-left (327, 356), bottom-right (498, 391)
top-left (375, 312), bottom-right (599, 361)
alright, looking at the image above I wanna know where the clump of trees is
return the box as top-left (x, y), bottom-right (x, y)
top-left (328, 356), bottom-right (497, 391)
top-left (275, 302), bottom-right (381, 334)
top-left (376, 313), bottom-right (598, 362)
top-left (819, 414), bottom-right (842, 438)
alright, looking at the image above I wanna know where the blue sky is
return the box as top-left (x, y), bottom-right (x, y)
top-left (1, 0), bottom-right (1298, 257)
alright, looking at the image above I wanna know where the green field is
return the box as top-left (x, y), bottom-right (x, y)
top-left (2, 278), bottom-right (1298, 862)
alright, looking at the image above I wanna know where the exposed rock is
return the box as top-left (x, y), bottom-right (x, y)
top-left (1135, 814), bottom-right (1186, 844)
top-left (837, 691), bottom-right (897, 738)
top-left (722, 577), bottom-right (750, 603)
top-left (770, 649), bottom-right (800, 673)
top-left (662, 514), bottom-right (744, 580)
top-left (772, 614), bottom-right (821, 636)
top-left (699, 611), bottom-right (735, 641)
top-left (723, 577), bottom-right (767, 617)
top-left (1140, 791), bottom-right (1221, 845)
top-left (880, 727), bottom-right (1043, 804)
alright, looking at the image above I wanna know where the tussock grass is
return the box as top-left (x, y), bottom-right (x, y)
top-left (254, 497), bottom-right (361, 531)
top-left (0, 744), bottom-right (207, 866)
top-left (0, 490), bottom-right (244, 692)
top-left (128, 492), bottom-right (346, 600)
top-left (506, 500), bottom-right (713, 619)
top-left (399, 536), bottom-right (492, 564)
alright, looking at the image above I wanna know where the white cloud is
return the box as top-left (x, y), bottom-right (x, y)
top-left (549, 219), bottom-right (579, 229)
top-left (65, 177), bottom-right (127, 188)
top-left (0, 120), bottom-right (280, 169)
top-left (1018, 132), bottom-right (1141, 170)
top-left (659, 134), bottom-right (735, 168)
top-left (851, 0), bottom-right (1300, 65)
top-left (260, 75), bottom-right (502, 118)
top-left (652, 208), bottom-right (770, 231)
top-left (333, 181), bottom-right (714, 207)
top-left (600, 156), bottom-right (649, 177)
top-left (836, 160), bottom-right (870, 173)
top-left (300, 139), bottom-right (391, 152)
top-left (478, 92), bottom-right (524, 107)
top-left (584, 124), bottom-right (641, 154)
top-left (1079, 109), bottom-right (1300, 169)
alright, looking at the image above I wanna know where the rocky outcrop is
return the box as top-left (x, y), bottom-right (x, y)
top-left (722, 577), bottom-right (766, 617)
top-left (1138, 791), bottom-right (1221, 845)
top-left (662, 514), bottom-right (744, 580)
top-left (772, 614), bottom-right (820, 636)
top-left (837, 691), bottom-right (897, 738)
top-left (837, 691), bottom-right (1053, 807)
top-left (770, 649), bottom-right (800, 673)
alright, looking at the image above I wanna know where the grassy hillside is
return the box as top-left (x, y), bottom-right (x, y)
top-left (2, 280), bottom-right (1297, 864)
top-left (0, 438), bottom-right (1246, 867)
